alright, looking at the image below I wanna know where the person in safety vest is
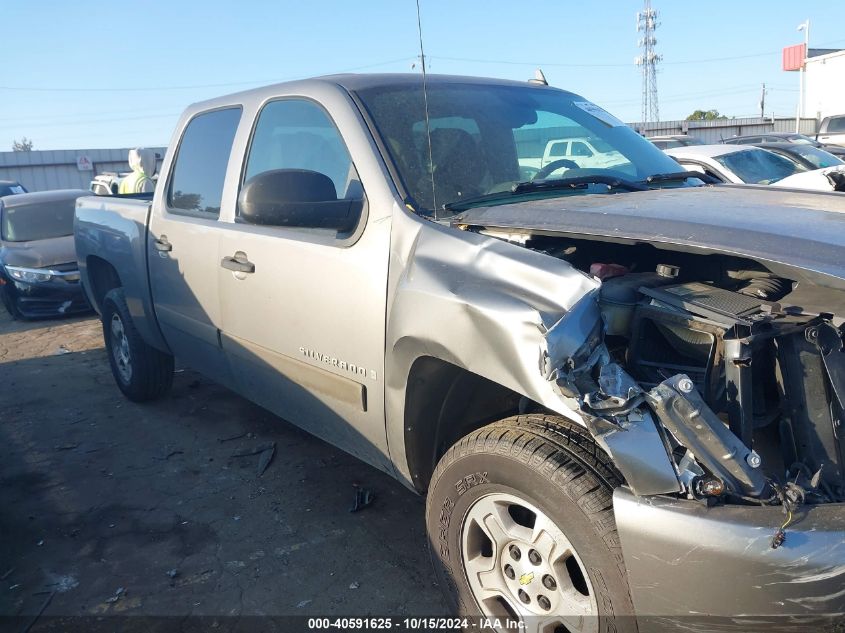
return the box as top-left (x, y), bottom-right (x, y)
top-left (118, 148), bottom-right (156, 194)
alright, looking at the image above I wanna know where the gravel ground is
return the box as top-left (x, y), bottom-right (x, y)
top-left (0, 307), bottom-right (446, 629)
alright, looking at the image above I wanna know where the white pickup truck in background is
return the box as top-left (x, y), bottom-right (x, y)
top-left (817, 114), bottom-right (845, 146)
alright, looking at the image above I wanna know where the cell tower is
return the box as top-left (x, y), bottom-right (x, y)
top-left (635, 0), bottom-right (662, 125)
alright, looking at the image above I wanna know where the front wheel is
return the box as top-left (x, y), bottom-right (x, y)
top-left (426, 415), bottom-right (636, 633)
top-left (102, 288), bottom-right (174, 402)
top-left (1, 286), bottom-right (23, 320)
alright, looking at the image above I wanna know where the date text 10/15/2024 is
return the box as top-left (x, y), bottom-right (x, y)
top-left (307, 617), bottom-right (526, 630)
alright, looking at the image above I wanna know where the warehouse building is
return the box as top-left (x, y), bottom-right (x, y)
top-left (0, 147), bottom-right (166, 193)
top-left (783, 45), bottom-right (845, 122)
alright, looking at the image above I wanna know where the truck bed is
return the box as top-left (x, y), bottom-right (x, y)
top-left (75, 194), bottom-right (168, 351)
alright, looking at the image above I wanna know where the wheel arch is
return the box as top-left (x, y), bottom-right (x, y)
top-left (85, 255), bottom-right (122, 314)
top-left (403, 355), bottom-right (523, 494)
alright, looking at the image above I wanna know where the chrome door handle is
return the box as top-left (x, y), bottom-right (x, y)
top-left (221, 255), bottom-right (255, 274)
top-left (154, 237), bottom-right (172, 252)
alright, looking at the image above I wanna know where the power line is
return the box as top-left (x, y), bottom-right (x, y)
top-left (0, 112), bottom-right (181, 132)
top-left (2, 105), bottom-right (182, 125)
top-left (429, 38), bottom-right (845, 69)
top-left (0, 57), bottom-right (414, 93)
top-left (601, 85), bottom-right (756, 106)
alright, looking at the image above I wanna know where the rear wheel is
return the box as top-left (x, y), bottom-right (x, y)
top-left (426, 414), bottom-right (636, 633)
top-left (102, 288), bottom-right (173, 402)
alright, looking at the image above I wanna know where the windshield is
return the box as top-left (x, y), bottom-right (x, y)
top-left (354, 82), bottom-right (683, 214)
top-left (1, 198), bottom-right (75, 242)
top-left (787, 134), bottom-right (817, 145)
top-left (790, 145), bottom-right (844, 169)
top-left (714, 148), bottom-right (803, 184)
top-left (0, 183), bottom-right (27, 196)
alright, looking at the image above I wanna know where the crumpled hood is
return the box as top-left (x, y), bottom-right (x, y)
top-left (1, 235), bottom-right (77, 269)
top-left (128, 148), bottom-right (156, 177)
top-left (775, 165), bottom-right (845, 192)
top-left (456, 184), bottom-right (845, 287)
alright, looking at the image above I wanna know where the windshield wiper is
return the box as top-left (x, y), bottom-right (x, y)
top-left (511, 174), bottom-right (648, 194)
top-left (443, 175), bottom-right (652, 213)
top-left (643, 171), bottom-right (717, 185)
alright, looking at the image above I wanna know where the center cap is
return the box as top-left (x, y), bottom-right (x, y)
top-left (518, 571), bottom-right (535, 586)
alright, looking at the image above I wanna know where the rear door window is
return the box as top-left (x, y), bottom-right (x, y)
top-left (547, 141), bottom-right (569, 157)
top-left (168, 107), bottom-right (242, 217)
top-left (828, 117), bottom-right (845, 133)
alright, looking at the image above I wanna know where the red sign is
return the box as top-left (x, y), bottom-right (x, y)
top-left (782, 43), bottom-right (806, 71)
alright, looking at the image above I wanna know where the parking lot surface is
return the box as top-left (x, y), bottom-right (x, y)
top-left (0, 309), bottom-right (445, 628)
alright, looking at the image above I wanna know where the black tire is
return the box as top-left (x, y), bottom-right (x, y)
top-left (101, 287), bottom-right (173, 402)
top-left (426, 414), bottom-right (636, 633)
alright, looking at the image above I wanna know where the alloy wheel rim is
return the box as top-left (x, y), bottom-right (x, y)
top-left (110, 314), bottom-right (132, 383)
top-left (461, 492), bottom-right (598, 633)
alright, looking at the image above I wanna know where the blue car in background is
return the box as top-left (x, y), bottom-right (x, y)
top-left (0, 180), bottom-right (27, 196)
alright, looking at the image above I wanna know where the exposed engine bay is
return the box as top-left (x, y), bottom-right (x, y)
top-left (475, 229), bottom-right (845, 525)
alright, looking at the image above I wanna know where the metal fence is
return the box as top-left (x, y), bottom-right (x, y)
top-left (632, 117), bottom-right (819, 143)
top-left (0, 147), bottom-right (166, 192)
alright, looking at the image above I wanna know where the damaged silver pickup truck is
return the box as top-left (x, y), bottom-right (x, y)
top-left (75, 74), bottom-right (845, 632)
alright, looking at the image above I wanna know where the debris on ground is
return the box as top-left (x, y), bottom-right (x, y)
top-left (350, 486), bottom-right (375, 513)
top-left (46, 574), bottom-right (79, 593)
top-left (105, 587), bottom-right (126, 603)
top-left (231, 441), bottom-right (275, 458)
top-left (154, 449), bottom-right (184, 461)
top-left (166, 569), bottom-right (179, 579)
top-left (297, 599), bottom-right (312, 608)
top-left (349, 582), bottom-right (360, 590)
top-left (218, 432), bottom-right (247, 443)
top-left (1, 568), bottom-right (14, 581)
top-left (256, 444), bottom-right (275, 477)
top-left (54, 346), bottom-right (71, 355)
top-left (248, 486), bottom-right (266, 500)
top-left (230, 441), bottom-right (276, 477)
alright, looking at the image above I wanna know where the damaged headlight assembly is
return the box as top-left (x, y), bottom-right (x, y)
top-left (4, 265), bottom-right (78, 284)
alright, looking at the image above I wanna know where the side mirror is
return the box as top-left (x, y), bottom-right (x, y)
top-left (238, 169), bottom-right (361, 233)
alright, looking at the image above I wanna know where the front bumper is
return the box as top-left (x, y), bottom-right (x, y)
top-left (614, 487), bottom-right (845, 632)
top-left (1, 276), bottom-right (92, 318)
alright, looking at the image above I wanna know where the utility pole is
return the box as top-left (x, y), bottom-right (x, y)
top-left (796, 19), bottom-right (810, 132)
top-left (635, 1), bottom-right (662, 130)
top-left (759, 82), bottom-right (766, 118)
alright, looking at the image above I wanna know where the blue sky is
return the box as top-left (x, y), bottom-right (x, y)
top-left (2, 1), bottom-right (840, 150)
